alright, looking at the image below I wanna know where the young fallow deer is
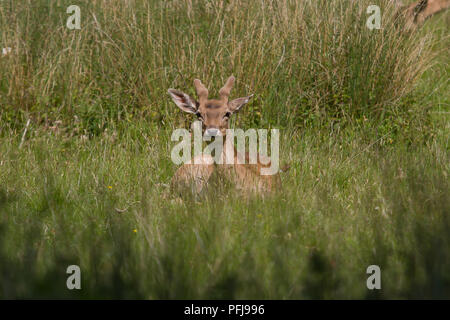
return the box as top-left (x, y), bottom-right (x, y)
top-left (168, 76), bottom-right (285, 197)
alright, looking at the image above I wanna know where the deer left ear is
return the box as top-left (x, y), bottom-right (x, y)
top-left (168, 89), bottom-right (198, 114)
top-left (228, 94), bottom-right (254, 113)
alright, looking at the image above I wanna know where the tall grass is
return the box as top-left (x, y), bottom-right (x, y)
top-left (0, 0), bottom-right (449, 299)
top-left (0, 124), bottom-right (449, 298)
top-left (0, 0), bottom-right (439, 131)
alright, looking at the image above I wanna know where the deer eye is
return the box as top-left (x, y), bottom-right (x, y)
top-left (223, 112), bottom-right (231, 119)
top-left (195, 112), bottom-right (204, 120)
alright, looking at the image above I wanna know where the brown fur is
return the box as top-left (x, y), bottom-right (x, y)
top-left (168, 77), bottom-right (283, 198)
top-left (396, 0), bottom-right (450, 30)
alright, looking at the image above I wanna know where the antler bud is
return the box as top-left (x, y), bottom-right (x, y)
top-left (219, 76), bottom-right (235, 103)
top-left (194, 79), bottom-right (209, 104)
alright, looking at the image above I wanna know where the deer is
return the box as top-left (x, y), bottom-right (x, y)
top-left (394, 0), bottom-right (450, 30)
top-left (168, 76), bottom-right (287, 198)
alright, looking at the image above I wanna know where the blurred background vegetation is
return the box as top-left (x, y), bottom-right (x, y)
top-left (0, 0), bottom-right (446, 134)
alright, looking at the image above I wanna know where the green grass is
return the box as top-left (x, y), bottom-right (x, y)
top-left (1, 122), bottom-right (449, 299)
top-left (0, 0), bottom-right (443, 128)
top-left (0, 0), bottom-right (449, 298)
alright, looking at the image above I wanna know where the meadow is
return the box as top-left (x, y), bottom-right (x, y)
top-left (0, 0), bottom-right (449, 298)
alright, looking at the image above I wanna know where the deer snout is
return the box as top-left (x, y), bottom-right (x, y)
top-left (204, 128), bottom-right (221, 137)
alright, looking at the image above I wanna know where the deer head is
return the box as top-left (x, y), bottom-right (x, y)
top-left (168, 76), bottom-right (253, 138)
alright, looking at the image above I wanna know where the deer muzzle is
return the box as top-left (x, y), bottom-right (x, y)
top-left (204, 128), bottom-right (221, 138)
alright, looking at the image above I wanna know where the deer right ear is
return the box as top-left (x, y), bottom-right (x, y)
top-left (228, 94), bottom-right (254, 113)
top-left (168, 89), bottom-right (198, 114)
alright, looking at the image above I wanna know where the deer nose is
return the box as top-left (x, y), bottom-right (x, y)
top-left (205, 128), bottom-right (220, 137)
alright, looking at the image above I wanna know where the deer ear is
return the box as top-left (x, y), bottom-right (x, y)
top-left (228, 94), bottom-right (254, 113)
top-left (168, 89), bottom-right (198, 114)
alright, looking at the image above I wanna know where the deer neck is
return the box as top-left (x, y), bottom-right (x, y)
top-left (219, 134), bottom-right (239, 166)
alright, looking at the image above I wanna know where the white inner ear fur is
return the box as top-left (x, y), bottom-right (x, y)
top-left (168, 89), bottom-right (197, 114)
top-left (229, 94), bottom-right (254, 112)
